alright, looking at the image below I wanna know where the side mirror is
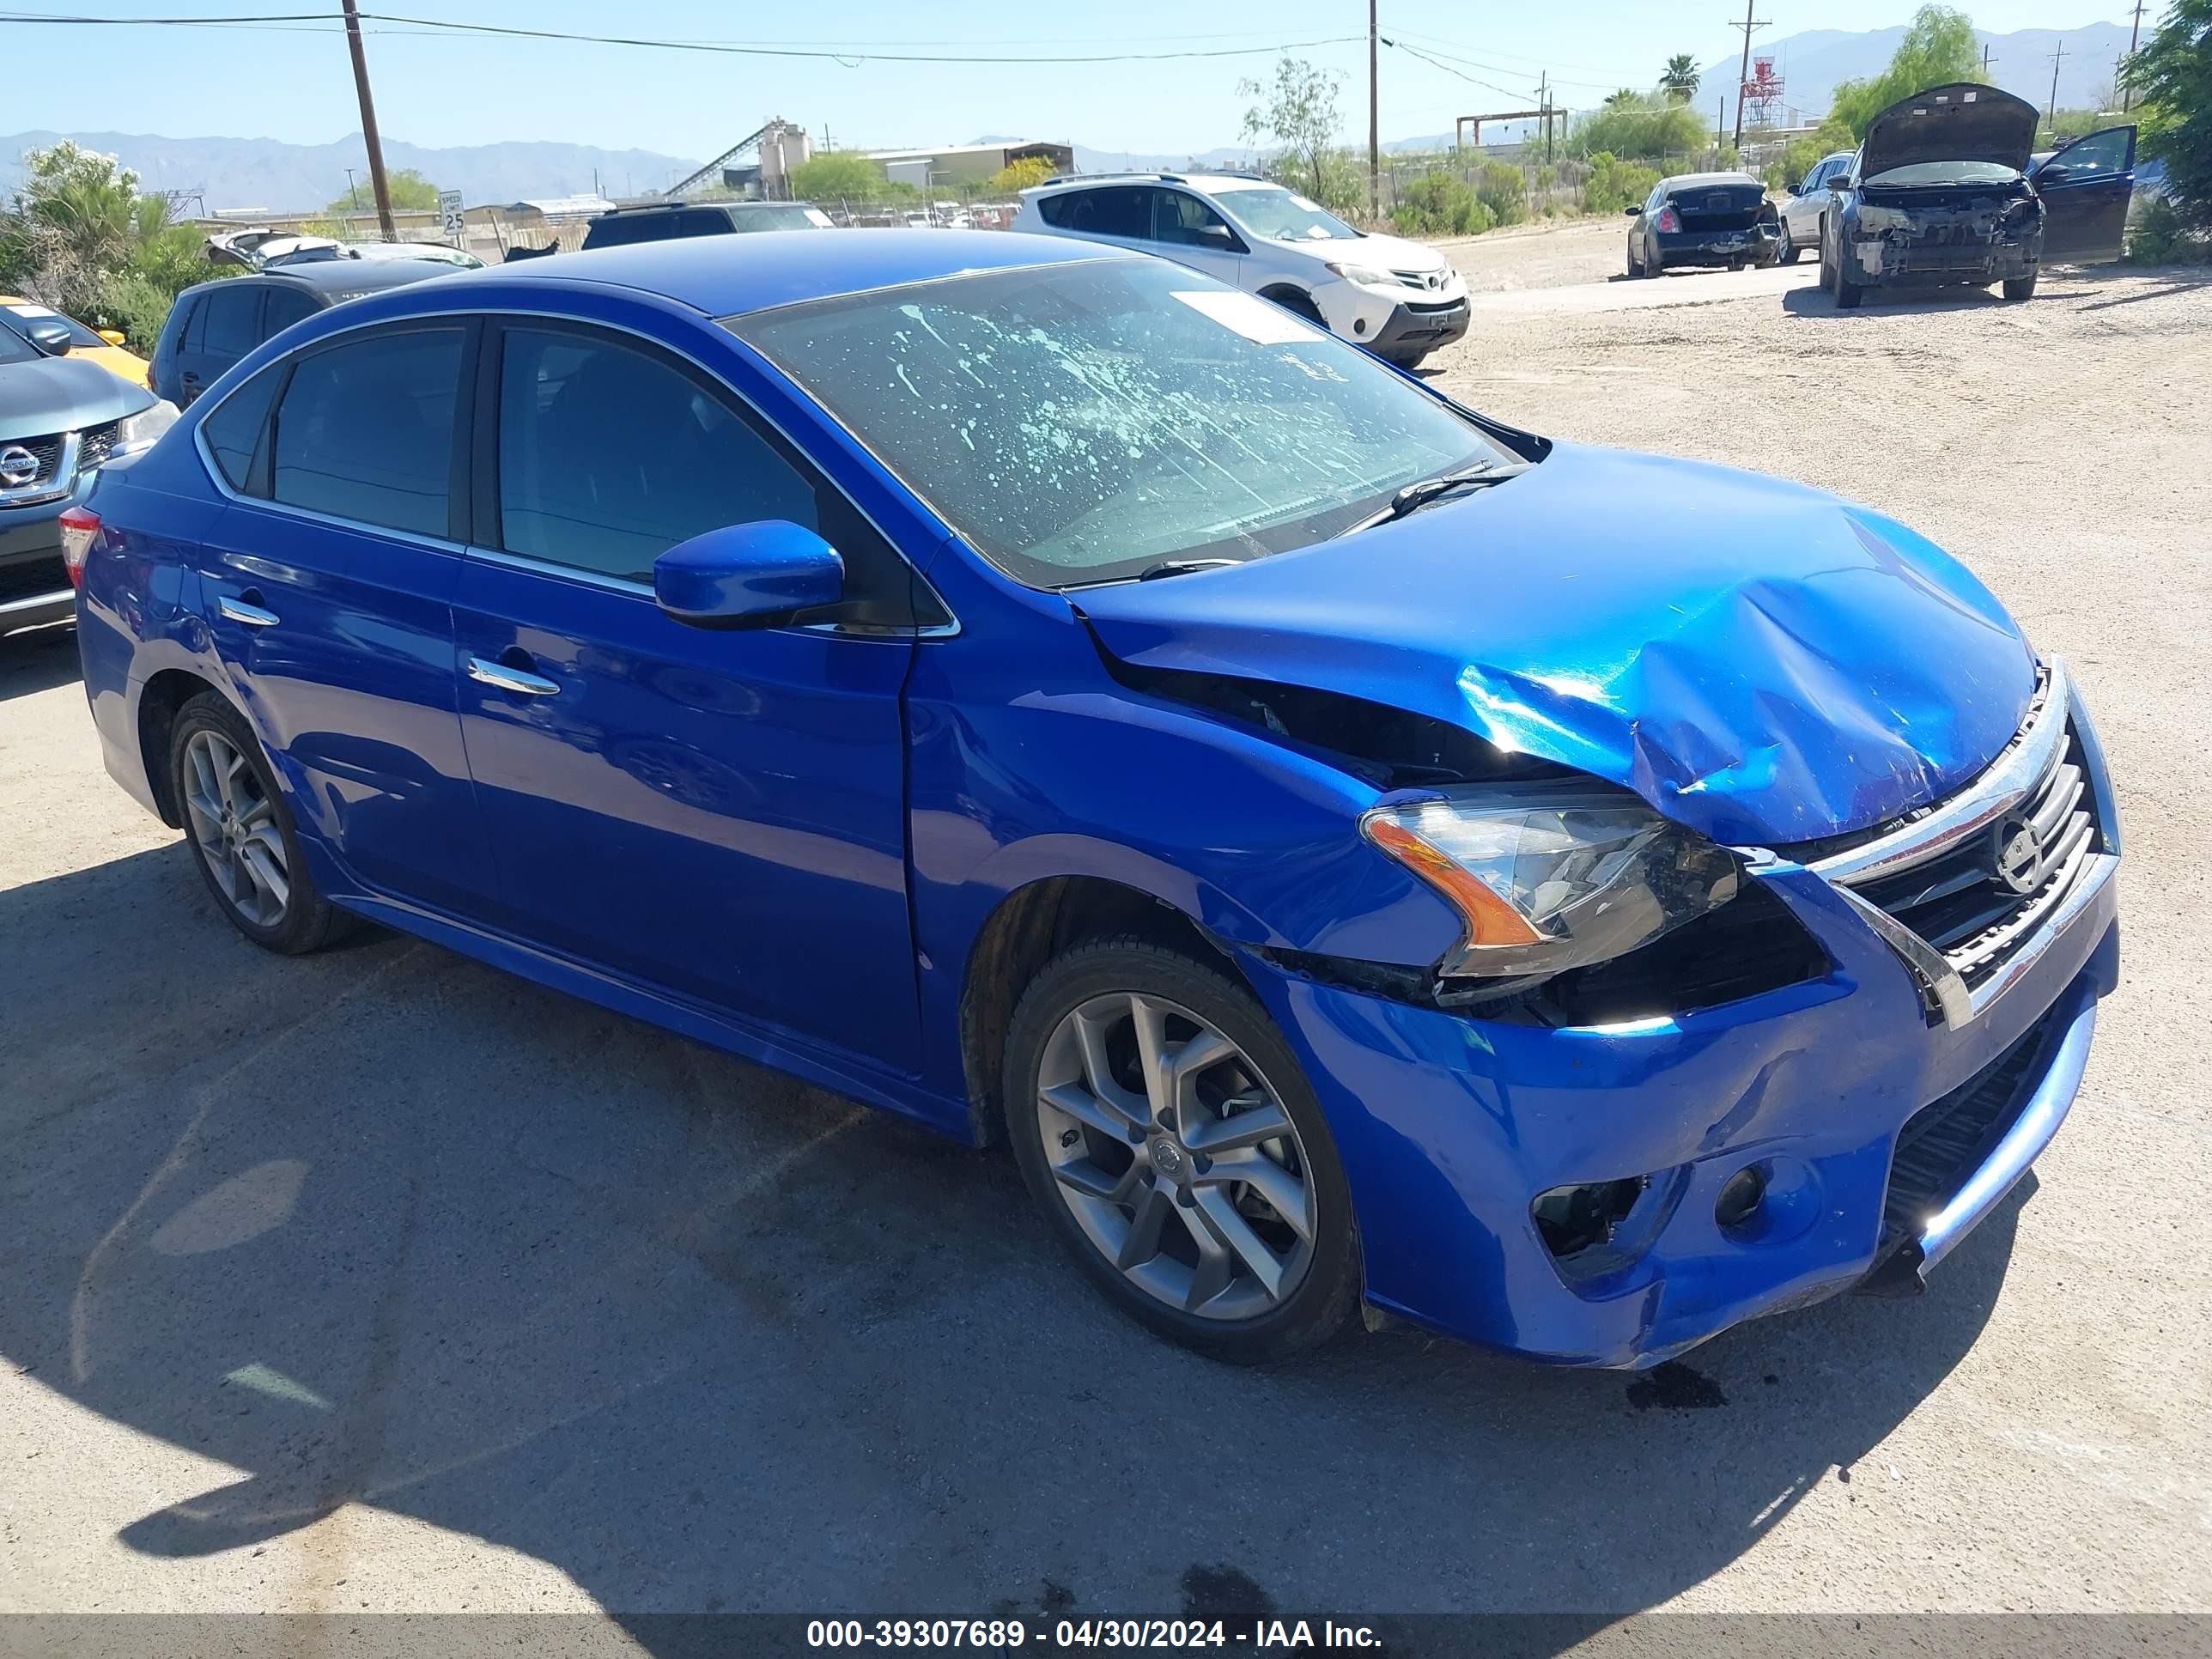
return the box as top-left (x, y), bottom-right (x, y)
top-left (1829, 177), bottom-right (1853, 191)
top-left (1624, 205), bottom-right (1642, 216)
top-left (97, 329), bottom-right (129, 348)
top-left (653, 520), bottom-right (844, 628)
top-left (1195, 223), bottom-right (1236, 248)
top-left (2035, 163), bottom-right (2070, 185)
top-left (26, 319), bottom-right (73, 356)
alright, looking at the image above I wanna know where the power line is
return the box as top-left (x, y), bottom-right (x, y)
top-left (0, 9), bottom-right (1365, 63)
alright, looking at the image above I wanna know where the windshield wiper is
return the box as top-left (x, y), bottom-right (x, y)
top-left (1134, 557), bottom-right (1243, 580)
top-left (1345, 461), bottom-right (1530, 534)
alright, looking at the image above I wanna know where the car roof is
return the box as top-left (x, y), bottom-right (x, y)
top-left (1658, 171), bottom-right (1765, 190)
top-left (594, 198), bottom-right (819, 217)
top-left (175, 262), bottom-right (459, 304)
top-left (488, 227), bottom-right (1120, 317)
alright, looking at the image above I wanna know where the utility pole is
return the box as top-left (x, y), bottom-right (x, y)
top-left (339, 0), bottom-right (396, 240)
top-left (2123, 0), bottom-right (2146, 112)
top-left (1367, 0), bottom-right (1380, 222)
top-left (1729, 1), bottom-right (1770, 149)
top-left (1982, 44), bottom-right (1994, 78)
top-left (1538, 72), bottom-right (1553, 161)
top-left (2046, 40), bottom-right (2066, 136)
top-left (344, 167), bottom-right (360, 210)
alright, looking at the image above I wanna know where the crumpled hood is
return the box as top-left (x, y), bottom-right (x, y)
top-left (1076, 442), bottom-right (2036, 848)
top-left (1862, 82), bottom-right (2038, 178)
top-left (0, 352), bottom-right (156, 441)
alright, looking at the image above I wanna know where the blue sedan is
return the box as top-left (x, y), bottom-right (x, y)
top-left (68, 230), bottom-right (2119, 1367)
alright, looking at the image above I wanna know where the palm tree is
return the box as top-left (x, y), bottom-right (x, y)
top-left (1661, 55), bottom-right (1702, 102)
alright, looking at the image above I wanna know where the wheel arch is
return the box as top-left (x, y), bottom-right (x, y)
top-left (1256, 283), bottom-right (1324, 322)
top-left (136, 667), bottom-right (234, 827)
top-left (958, 875), bottom-right (1245, 1146)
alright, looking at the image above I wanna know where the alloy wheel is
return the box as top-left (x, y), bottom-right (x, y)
top-left (181, 728), bottom-right (289, 927)
top-left (1035, 993), bottom-right (1316, 1322)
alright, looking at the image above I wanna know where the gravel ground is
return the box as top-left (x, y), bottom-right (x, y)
top-left (3, 252), bottom-right (2209, 1644)
top-left (1432, 215), bottom-right (1638, 292)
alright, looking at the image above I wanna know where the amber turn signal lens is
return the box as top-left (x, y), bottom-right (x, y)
top-left (1363, 816), bottom-right (1543, 948)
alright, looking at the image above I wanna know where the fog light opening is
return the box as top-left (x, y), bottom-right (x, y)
top-left (1352, 317), bottom-right (1369, 335)
top-left (1534, 1176), bottom-right (1646, 1261)
top-left (1714, 1164), bottom-right (1770, 1233)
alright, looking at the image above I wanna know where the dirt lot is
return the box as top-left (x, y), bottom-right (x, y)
top-left (3, 250), bottom-right (2209, 1644)
top-left (1432, 214), bottom-right (1636, 291)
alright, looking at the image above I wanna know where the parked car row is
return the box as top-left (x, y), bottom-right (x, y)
top-left (54, 214), bottom-right (2120, 1370)
top-left (1715, 85), bottom-right (2137, 306)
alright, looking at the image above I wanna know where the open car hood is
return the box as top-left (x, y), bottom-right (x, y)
top-left (1861, 82), bottom-right (2039, 178)
top-left (1076, 442), bottom-right (2037, 848)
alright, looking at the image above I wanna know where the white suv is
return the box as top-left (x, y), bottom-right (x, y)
top-left (1014, 172), bottom-right (1470, 369)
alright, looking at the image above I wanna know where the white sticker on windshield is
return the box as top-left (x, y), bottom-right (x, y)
top-left (804, 207), bottom-right (835, 227)
top-left (3, 302), bottom-right (58, 317)
top-left (1290, 194), bottom-right (1322, 210)
top-left (1170, 289), bottom-right (1315, 343)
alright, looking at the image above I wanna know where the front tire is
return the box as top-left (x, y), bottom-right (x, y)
top-left (1777, 222), bottom-right (1801, 264)
top-left (170, 691), bottom-right (343, 954)
top-left (1003, 939), bottom-right (1361, 1364)
top-left (1829, 230), bottom-right (1863, 309)
top-left (2002, 271), bottom-right (2038, 301)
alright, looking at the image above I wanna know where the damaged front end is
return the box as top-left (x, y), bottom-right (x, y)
top-left (1850, 179), bottom-right (2042, 287)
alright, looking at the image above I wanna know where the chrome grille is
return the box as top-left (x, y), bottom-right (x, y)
top-left (0, 433), bottom-right (64, 488)
top-left (1803, 658), bottom-right (2118, 1028)
top-left (77, 419), bottom-right (119, 468)
top-left (0, 429), bottom-right (81, 507)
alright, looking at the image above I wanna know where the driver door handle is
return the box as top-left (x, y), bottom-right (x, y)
top-left (468, 655), bottom-right (560, 696)
top-left (217, 595), bottom-right (280, 628)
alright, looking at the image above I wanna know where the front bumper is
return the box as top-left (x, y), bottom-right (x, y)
top-left (1654, 225), bottom-right (1779, 268)
top-left (1851, 231), bottom-right (2037, 287)
top-left (1241, 670), bottom-right (2121, 1369)
top-left (1311, 276), bottom-right (1471, 357)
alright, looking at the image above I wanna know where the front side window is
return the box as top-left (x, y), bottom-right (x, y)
top-left (2044, 128), bottom-right (2132, 178)
top-left (731, 258), bottom-right (1509, 589)
top-left (270, 326), bottom-right (463, 537)
top-left (1154, 191), bottom-right (1237, 248)
top-left (495, 327), bottom-right (817, 583)
top-left (1215, 185), bottom-right (1359, 242)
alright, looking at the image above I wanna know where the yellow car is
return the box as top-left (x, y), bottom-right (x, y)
top-left (0, 296), bottom-right (151, 388)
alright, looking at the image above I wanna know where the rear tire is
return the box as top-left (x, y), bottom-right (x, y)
top-left (1626, 240), bottom-right (1643, 278)
top-left (1777, 222), bottom-right (1802, 264)
top-left (1003, 939), bottom-right (1361, 1364)
top-left (2002, 272), bottom-right (2038, 301)
top-left (169, 691), bottom-right (344, 955)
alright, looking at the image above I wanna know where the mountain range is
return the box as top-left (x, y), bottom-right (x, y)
top-left (0, 21), bottom-right (2143, 210)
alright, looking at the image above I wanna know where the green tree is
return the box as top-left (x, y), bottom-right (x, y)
top-left (1764, 120), bottom-right (1859, 191)
top-left (1827, 5), bottom-right (1982, 138)
top-left (1237, 55), bottom-right (1342, 200)
top-left (1582, 150), bottom-right (1662, 215)
top-left (1573, 93), bottom-right (1710, 161)
top-left (2127, 0), bottom-right (2212, 241)
top-left (986, 155), bottom-right (1058, 194)
top-left (788, 151), bottom-right (894, 204)
top-left (0, 140), bottom-right (213, 348)
top-left (1660, 55), bottom-right (1702, 102)
top-left (322, 167), bottom-right (440, 217)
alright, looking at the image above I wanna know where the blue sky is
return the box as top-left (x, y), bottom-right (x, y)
top-left (0, 2), bottom-right (2138, 159)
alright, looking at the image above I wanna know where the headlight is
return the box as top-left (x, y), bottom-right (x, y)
top-left (1324, 260), bottom-right (1395, 289)
top-left (108, 399), bottom-right (179, 459)
top-left (1361, 785), bottom-right (1741, 987)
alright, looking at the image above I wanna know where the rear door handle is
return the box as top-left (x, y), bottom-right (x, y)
top-left (217, 596), bottom-right (279, 628)
top-left (468, 655), bottom-right (560, 696)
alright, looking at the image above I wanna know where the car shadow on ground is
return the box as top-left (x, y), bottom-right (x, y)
top-left (0, 624), bottom-right (82, 702)
top-left (0, 843), bottom-right (2032, 1644)
top-left (1779, 282), bottom-right (2019, 320)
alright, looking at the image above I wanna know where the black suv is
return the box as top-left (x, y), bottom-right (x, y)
top-left (580, 201), bottom-right (833, 250)
top-left (150, 259), bottom-right (459, 409)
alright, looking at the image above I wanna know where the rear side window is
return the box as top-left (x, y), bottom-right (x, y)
top-left (494, 326), bottom-right (815, 581)
top-left (199, 285), bottom-right (264, 357)
top-left (677, 210), bottom-right (733, 238)
top-left (262, 287), bottom-right (319, 337)
top-left (1038, 187), bottom-right (1150, 238)
top-left (270, 327), bottom-right (464, 537)
top-left (581, 214), bottom-right (659, 250)
top-left (199, 365), bottom-right (283, 490)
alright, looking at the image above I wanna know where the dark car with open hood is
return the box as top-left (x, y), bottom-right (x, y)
top-left (1821, 82), bottom-right (2136, 307)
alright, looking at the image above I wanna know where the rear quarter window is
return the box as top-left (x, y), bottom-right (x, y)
top-left (198, 364), bottom-right (283, 490)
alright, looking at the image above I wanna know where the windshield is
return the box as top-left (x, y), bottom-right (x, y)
top-left (1865, 161), bottom-right (2023, 186)
top-left (0, 301), bottom-right (105, 349)
top-left (730, 258), bottom-right (1505, 588)
top-left (1216, 185), bottom-right (1361, 242)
